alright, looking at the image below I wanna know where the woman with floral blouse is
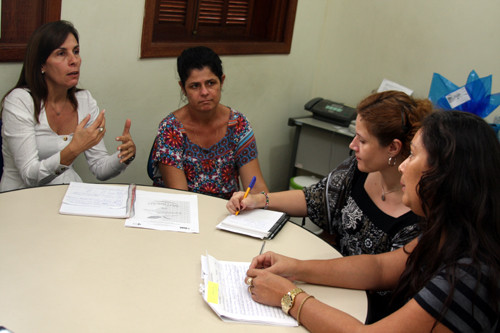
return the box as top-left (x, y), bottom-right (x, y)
top-left (151, 46), bottom-right (268, 199)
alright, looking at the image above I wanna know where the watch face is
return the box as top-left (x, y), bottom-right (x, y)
top-left (281, 288), bottom-right (304, 314)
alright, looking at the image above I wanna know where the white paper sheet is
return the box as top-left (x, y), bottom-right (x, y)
top-left (446, 86), bottom-right (471, 108)
top-left (377, 78), bottom-right (413, 96)
top-left (201, 254), bottom-right (297, 326)
top-left (125, 190), bottom-right (199, 233)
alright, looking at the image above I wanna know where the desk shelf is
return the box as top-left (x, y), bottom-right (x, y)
top-left (288, 116), bottom-right (354, 180)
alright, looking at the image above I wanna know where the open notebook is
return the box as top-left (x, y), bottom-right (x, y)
top-left (216, 209), bottom-right (288, 239)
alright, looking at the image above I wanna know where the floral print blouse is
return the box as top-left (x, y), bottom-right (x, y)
top-left (152, 108), bottom-right (258, 199)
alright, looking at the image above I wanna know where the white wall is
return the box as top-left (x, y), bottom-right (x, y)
top-left (1, 0), bottom-right (499, 190)
top-left (313, 0), bottom-right (500, 120)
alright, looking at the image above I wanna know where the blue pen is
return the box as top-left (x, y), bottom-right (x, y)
top-left (235, 176), bottom-right (256, 215)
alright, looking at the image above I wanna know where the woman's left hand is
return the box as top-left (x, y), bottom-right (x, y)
top-left (116, 119), bottom-right (136, 164)
top-left (246, 268), bottom-right (297, 307)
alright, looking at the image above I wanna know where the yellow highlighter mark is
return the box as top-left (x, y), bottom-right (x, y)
top-left (207, 281), bottom-right (219, 304)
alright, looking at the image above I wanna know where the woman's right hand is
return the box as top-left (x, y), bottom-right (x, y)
top-left (71, 110), bottom-right (106, 154)
top-left (226, 191), bottom-right (265, 214)
top-left (248, 251), bottom-right (300, 281)
top-left (60, 110), bottom-right (106, 166)
top-left (247, 252), bottom-right (300, 306)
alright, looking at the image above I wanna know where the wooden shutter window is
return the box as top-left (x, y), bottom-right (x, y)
top-left (0, 0), bottom-right (62, 62)
top-left (141, 0), bottom-right (297, 57)
top-left (197, 0), bottom-right (250, 26)
top-left (157, 0), bottom-right (188, 24)
top-left (198, 0), bottom-right (225, 25)
top-left (154, 0), bottom-right (251, 38)
top-left (156, 0), bottom-right (250, 26)
top-left (226, 1), bottom-right (249, 26)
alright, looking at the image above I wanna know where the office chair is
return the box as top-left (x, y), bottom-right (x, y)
top-left (0, 118), bottom-right (3, 180)
top-left (147, 139), bottom-right (155, 182)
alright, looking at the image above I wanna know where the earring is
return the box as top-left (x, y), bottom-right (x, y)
top-left (41, 70), bottom-right (45, 75)
top-left (388, 156), bottom-right (397, 166)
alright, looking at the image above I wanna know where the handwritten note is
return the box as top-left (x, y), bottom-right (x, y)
top-left (201, 254), bottom-right (297, 326)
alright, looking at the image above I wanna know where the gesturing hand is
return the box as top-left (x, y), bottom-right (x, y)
top-left (71, 110), bottom-right (106, 154)
top-left (116, 119), bottom-right (136, 164)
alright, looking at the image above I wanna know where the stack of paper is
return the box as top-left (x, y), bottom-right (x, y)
top-left (216, 209), bottom-right (288, 239)
top-left (59, 182), bottom-right (135, 218)
top-left (59, 183), bottom-right (200, 233)
top-left (200, 254), bottom-right (297, 326)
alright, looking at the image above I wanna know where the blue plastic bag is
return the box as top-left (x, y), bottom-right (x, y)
top-left (428, 70), bottom-right (500, 118)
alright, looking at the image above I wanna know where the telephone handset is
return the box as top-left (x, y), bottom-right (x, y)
top-left (304, 97), bottom-right (356, 127)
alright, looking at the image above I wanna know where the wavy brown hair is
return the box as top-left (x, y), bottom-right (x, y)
top-left (357, 90), bottom-right (433, 159)
top-left (392, 111), bottom-right (500, 323)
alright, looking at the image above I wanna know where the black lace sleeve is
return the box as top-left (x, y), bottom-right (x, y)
top-left (303, 155), bottom-right (357, 234)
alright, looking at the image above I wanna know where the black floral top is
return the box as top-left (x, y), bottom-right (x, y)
top-left (303, 156), bottom-right (420, 257)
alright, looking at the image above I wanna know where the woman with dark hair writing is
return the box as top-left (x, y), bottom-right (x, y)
top-left (229, 90), bottom-right (434, 322)
top-left (244, 110), bottom-right (499, 332)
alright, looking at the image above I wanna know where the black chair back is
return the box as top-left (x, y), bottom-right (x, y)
top-left (147, 139), bottom-right (155, 182)
top-left (0, 118), bottom-right (3, 180)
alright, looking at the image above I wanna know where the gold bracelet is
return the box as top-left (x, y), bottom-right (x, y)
top-left (296, 295), bottom-right (314, 326)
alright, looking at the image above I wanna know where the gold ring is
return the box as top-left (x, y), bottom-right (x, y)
top-left (248, 286), bottom-right (253, 294)
top-left (98, 127), bottom-right (104, 132)
top-left (246, 277), bottom-right (253, 286)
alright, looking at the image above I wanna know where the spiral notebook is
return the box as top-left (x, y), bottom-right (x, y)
top-left (216, 209), bottom-right (288, 239)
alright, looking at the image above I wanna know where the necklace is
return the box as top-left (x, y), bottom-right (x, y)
top-left (47, 98), bottom-right (68, 116)
top-left (381, 184), bottom-right (400, 201)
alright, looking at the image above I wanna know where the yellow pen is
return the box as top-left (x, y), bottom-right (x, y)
top-left (235, 176), bottom-right (256, 216)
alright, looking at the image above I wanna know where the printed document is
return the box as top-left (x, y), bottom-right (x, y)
top-left (200, 254), bottom-right (297, 326)
top-left (125, 190), bottom-right (199, 233)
